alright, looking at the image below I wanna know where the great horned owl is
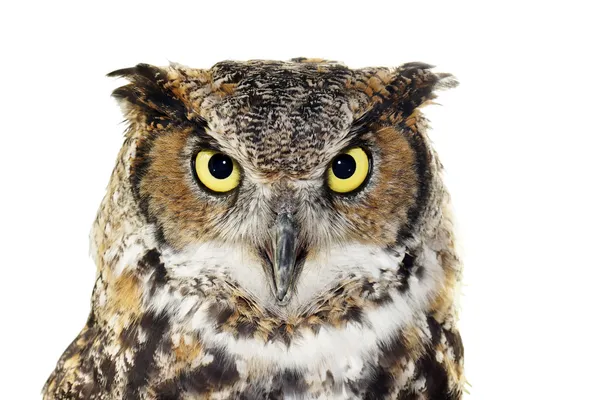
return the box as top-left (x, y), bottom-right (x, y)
top-left (44, 58), bottom-right (463, 399)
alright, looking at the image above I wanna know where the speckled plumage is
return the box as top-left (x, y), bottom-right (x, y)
top-left (44, 58), bottom-right (463, 399)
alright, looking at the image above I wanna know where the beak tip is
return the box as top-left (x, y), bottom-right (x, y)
top-left (275, 284), bottom-right (290, 302)
top-left (276, 290), bottom-right (290, 305)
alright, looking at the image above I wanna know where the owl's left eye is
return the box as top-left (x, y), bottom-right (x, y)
top-left (193, 150), bottom-right (241, 193)
top-left (327, 147), bottom-right (371, 194)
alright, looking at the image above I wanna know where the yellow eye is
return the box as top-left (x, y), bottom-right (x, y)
top-left (327, 147), bottom-right (370, 193)
top-left (194, 149), bottom-right (241, 193)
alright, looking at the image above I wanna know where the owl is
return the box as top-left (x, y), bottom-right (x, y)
top-left (43, 58), bottom-right (463, 399)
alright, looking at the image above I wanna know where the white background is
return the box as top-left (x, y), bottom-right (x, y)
top-left (1, 1), bottom-right (598, 398)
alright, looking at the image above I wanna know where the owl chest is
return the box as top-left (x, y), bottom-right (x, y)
top-left (154, 317), bottom-right (394, 399)
top-left (139, 286), bottom-right (415, 399)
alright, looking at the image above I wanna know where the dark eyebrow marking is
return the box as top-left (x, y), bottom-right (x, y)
top-left (344, 109), bottom-right (379, 141)
top-left (191, 119), bottom-right (224, 150)
top-left (193, 126), bottom-right (216, 141)
top-left (192, 117), bottom-right (210, 137)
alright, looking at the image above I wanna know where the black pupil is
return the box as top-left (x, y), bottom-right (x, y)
top-left (332, 154), bottom-right (356, 179)
top-left (208, 154), bottom-right (233, 179)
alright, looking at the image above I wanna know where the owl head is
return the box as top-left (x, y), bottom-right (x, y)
top-left (43, 58), bottom-right (463, 399)
top-left (95, 59), bottom-right (457, 316)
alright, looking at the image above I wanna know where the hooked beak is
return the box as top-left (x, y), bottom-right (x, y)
top-left (270, 213), bottom-right (302, 304)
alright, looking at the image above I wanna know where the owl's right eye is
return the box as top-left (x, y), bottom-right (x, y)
top-left (193, 150), bottom-right (241, 193)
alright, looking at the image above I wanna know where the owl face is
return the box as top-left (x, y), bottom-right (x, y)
top-left (110, 60), bottom-right (454, 306)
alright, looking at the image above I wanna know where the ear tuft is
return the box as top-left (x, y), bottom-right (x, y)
top-left (108, 63), bottom-right (187, 127)
top-left (391, 63), bottom-right (458, 118)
